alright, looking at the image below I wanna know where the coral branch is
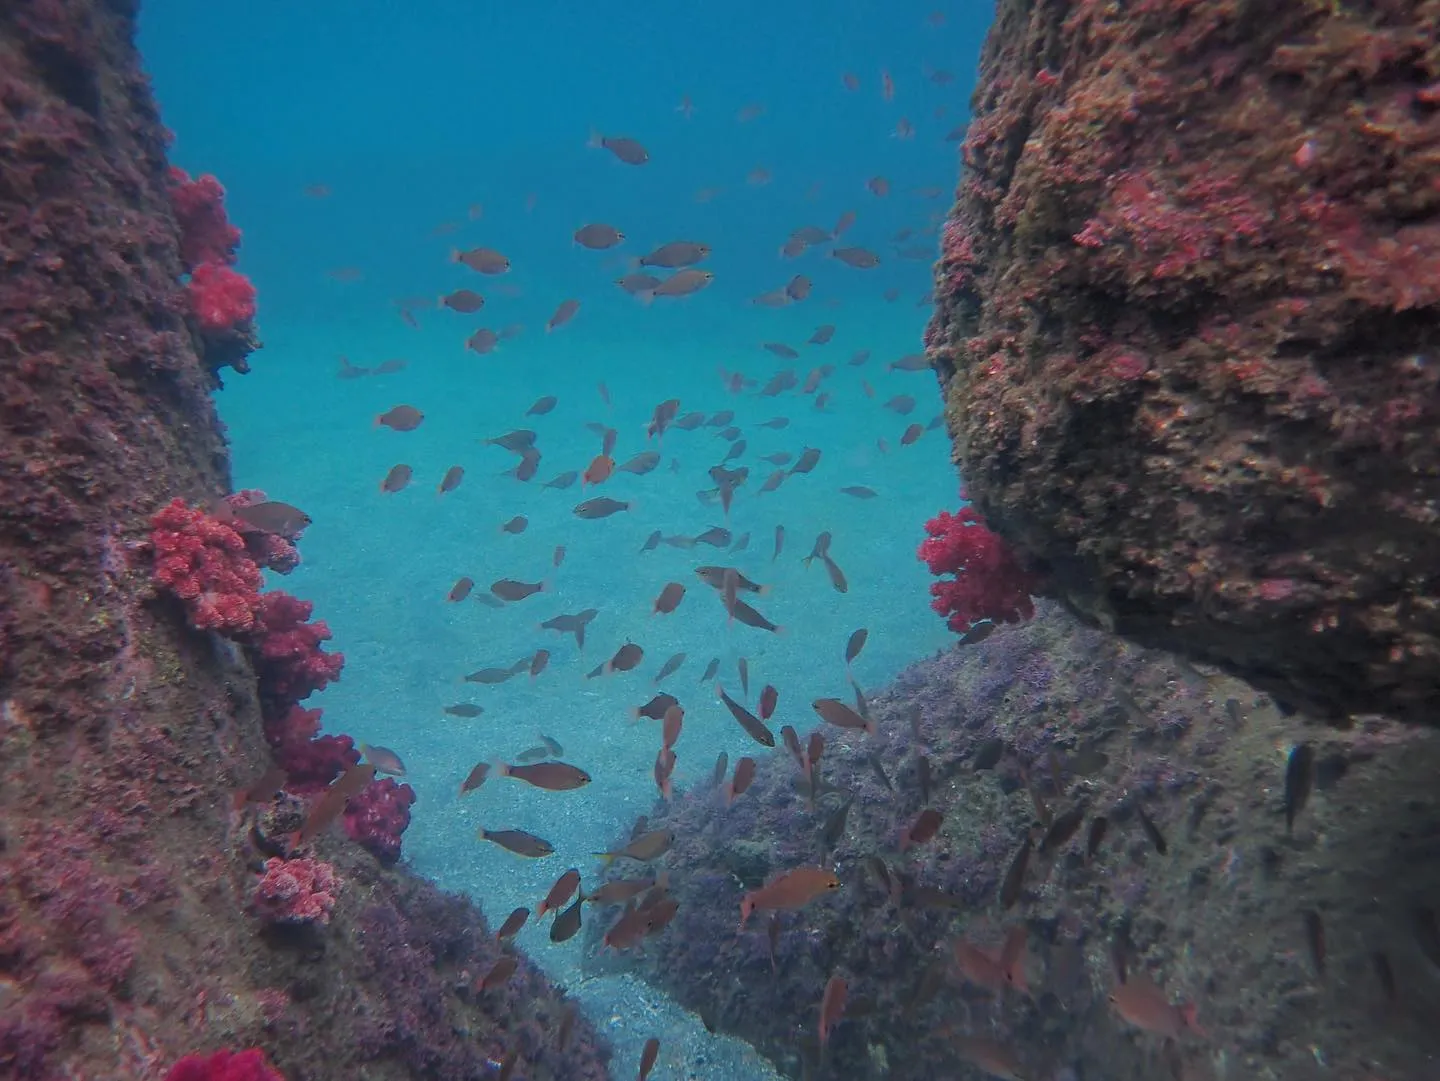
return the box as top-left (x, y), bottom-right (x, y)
top-left (918, 506), bottom-right (1037, 632)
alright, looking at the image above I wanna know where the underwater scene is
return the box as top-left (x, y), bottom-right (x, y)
top-left (1, 2), bottom-right (1438, 1081)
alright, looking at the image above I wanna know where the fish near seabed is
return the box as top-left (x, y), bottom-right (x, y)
top-left (1109, 974), bottom-right (1208, 1040)
top-left (739, 866), bottom-right (841, 927)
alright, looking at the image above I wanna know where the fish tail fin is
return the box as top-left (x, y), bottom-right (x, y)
top-left (449, 248), bottom-right (461, 264)
top-left (594, 852), bottom-right (617, 867)
top-left (586, 129), bottom-right (601, 150)
top-left (492, 761), bottom-right (510, 779)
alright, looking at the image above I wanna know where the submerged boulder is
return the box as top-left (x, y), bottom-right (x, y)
top-left (926, 0), bottom-right (1440, 722)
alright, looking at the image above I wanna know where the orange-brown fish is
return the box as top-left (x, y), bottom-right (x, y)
top-left (953, 926), bottom-right (1029, 995)
top-left (1108, 975), bottom-right (1207, 1039)
top-left (730, 598), bottom-right (783, 633)
top-left (298, 763), bottom-right (377, 844)
top-left (494, 761), bottom-right (592, 791)
top-left (589, 132), bottom-right (649, 165)
top-left (619, 450), bottom-right (662, 475)
top-left (538, 868), bottom-right (582, 918)
top-left (483, 429), bottom-right (538, 452)
top-left (574, 496), bottom-right (632, 519)
top-left (653, 582), bottom-right (685, 614)
top-left (649, 269), bottom-right (713, 298)
top-left (739, 866), bottom-right (841, 927)
top-left (574, 223), bottom-right (624, 250)
top-left (478, 827), bottom-right (555, 857)
top-left (812, 697), bottom-right (876, 736)
top-left (452, 246), bottom-right (510, 274)
top-left (380, 464), bottom-right (412, 492)
top-left (758, 684), bottom-right (778, 720)
top-left (438, 466), bottom-right (465, 493)
top-left (550, 896), bottom-right (583, 943)
top-left (819, 973), bottom-right (847, 1046)
top-left (867, 176), bottom-right (890, 197)
top-left (440, 288), bottom-right (485, 313)
top-left (358, 743), bottom-right (406, 777)
top-left (725, 756), bottom-right (757, 805)
top-left (638, 1036), bottom-right (660, 1081)
top-left (900, 808), bottom-right (943, 850)
top-left (585, 874), bottom-right (661, 906)
top-left (547, 298), bottom-right (581, 331)
top-left (478, 955), bottom-right (518, 991)
top-left (831, 246), bottom-right (881, 269)
top-left (597, 828), bottom-right (675, 867)
top-left (491, 579), bottom-right (546, 602)
top-left (717, 684), bottom-right (775, 746)
top-left (582, 454), bottom-right (615, 487)
top-left (605, 642), bottom-right (645, 675)
top-left (225, 500), bottom-right (312, 537)
top-left (447, 576), bottom-right (474, 602)
top-left (496, 906), bottom-right (528, 939)
top-left (460, 762), bottom-right (491, 794)
top-left (641, 241), bottom-right (710, 268)
top-left (618, 271), bottom-right (663, 295)
top-left (466, 328), bottom-right (500, 354)
top-left (500, 515), bottom-right (528, 535)
top-left (661, 704), bottom-right (684, 750)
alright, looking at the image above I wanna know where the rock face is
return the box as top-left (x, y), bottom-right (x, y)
top-left (925, 0), bottom-right (1440, 722)
top-left (586, 606), bottom-right (1440, 1081)
top-left (0, 4), bottom-right (609, 1080)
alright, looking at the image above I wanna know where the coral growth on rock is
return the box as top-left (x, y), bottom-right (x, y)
top-left (165, 1048), bottom-right (285, 1081)
top-left (0, 4), bottom-right (612, 1079)
top-left (918, 505), bottom-right (1037, 631)
top-left (251, 858), bottom-right (340, 926)
top-left (925, 0), bottom-right (1440, 723)
top-left (586, 602), bottom-right (1440, 1081)
top-left (166, 158), bottom-right (259, 376)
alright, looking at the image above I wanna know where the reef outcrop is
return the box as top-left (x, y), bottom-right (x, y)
top-left (926, 0), bottom-right (1440, 722)
top-left (587, 606), bottom-right (1440, 1081)
top-left (0, 4), bottom-right (609, 1079)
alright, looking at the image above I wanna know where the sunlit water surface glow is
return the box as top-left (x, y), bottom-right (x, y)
top-left (141, 2), bottom-right (988, 1075)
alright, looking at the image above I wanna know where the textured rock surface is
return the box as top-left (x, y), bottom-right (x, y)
top-left (0, 4), bottom-right (609, 1079)
top-left (586, 604), bottom-right (1440, 1081)
top-left (925, 0), bottom-right (1440, 722)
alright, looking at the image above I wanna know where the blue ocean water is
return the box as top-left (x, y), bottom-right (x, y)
top-left (142, 2), bottom-right (987, 1074)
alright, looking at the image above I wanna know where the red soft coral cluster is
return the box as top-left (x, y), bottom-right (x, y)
top-left (252, 856), bottom-right (339, 926)
top-left (151, 498), bottom-right (263, 633)
top-left (343, 778), bottom-right (417, 867)
top-left (918, 506), bottom-right (1038, 632)
top-left (149, 500), bottom-right (416, 864)
top-left (168, 167), bottom-right (241, 269)
top-left (251, 592), bottom-right (345, 703)
top-left (164, 1048), bottom-right (286, 1081)
top-left (187, 263), bottom-right (257, 334)
top-left (263, 706), bottom-right (360, 793)
top-left (167, 166), bottom-right (259, 357)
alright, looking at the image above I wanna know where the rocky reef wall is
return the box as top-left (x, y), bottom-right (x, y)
top-left (925, 0), bottom-right (1440, 722)
top-left (585, 605), bottom-right (1440, 1081)
top-left (0, 3), bottom-right (609, 1079)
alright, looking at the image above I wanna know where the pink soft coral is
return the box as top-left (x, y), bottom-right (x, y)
top-left (251, 592), bottom-right (345, 702)
top-left (918, 506), bottom-right (1037, 632)
top-left (164, 1047), bottom-right (286, 1081)
top-left (168, 167), bottom-right (241, 270)
top-left (252, 857), bottom-right (339, 926)
top-left (188, 262), bottom-right (257, 333)
top-left (344, 778), bottom-right (417, 866)
top-left (150, 498), bottom-right (264, 633)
